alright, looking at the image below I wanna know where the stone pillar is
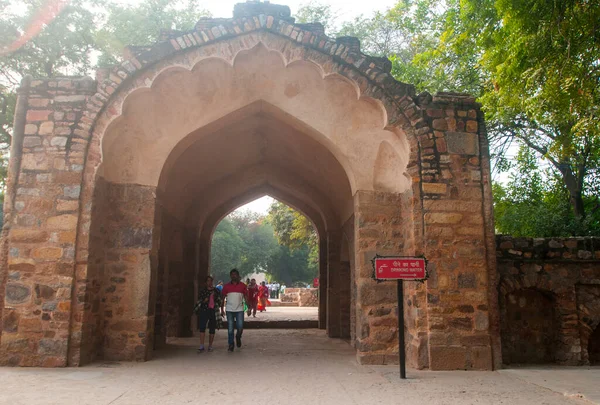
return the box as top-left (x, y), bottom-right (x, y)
top-left (419, 94), bottom-right (497, 370)
top-left (353, 190), bottom-right (413, 365)
top-left (339, 259), bottom-right (351, 339)
top-left (101, 183), bottom-right (157, 362)
top-left (326, 230), bottom-right (342, 338)
top-left (179, 230), bottom-right (196, 337)
top-left (0, 78), bottom-right (96, 367)
top-left (318, 238), bottom-right (327, 330)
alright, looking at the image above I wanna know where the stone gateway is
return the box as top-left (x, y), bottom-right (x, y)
top-left (0, 2), bottom-right (501, 369)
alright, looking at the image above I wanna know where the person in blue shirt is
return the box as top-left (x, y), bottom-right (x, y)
top-left (216, 280), bottom-right (224, 292)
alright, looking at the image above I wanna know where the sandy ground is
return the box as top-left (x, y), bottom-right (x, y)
top-left (1, 329), bottom-right (598, 405)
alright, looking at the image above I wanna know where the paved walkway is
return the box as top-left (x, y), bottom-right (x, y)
top-left (1, 329), bottom-right (598, 405)
top-left (244, 305), bottom-right (318, 322)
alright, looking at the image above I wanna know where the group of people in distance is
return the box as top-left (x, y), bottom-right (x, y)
top-left (194, 269), bottom-right (275, 353)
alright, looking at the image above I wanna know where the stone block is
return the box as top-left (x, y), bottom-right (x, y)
top-left (10, 229), bottom-right (48, 243)
top-left (26, 110), bottom-right (52, 121)
top-left (21, 153), bottom-right (48, 170)
top-left (457, 272), bottom-right (477, 289)
top-left (23, 136), bottom-right (41, 146)
top-left (449, 317), bottom-right (473, 330)
top-left (432, 118), bottom-right (448, 130)
top-left (56, 200), bottom-right (79, 212)
top-left (47, 215), bottom-right (78, 230)
top-left (2, 311), bottom-right (19, 333)
top-left (356, 352), bottom-right (385, 365)
top-left (50, 136), bottom-right (68, 147)
top-left (429, 346), bottom-right (468, 370)
top-left (18, 317), bottom-right (42, 332)
top-left (5, 283), bottom-right (31, 304)
top-left (422, 183), bottom-right (447, 194)
top-left (39, 122), bottom-right (54, 135)
top-left (470, 346), bottom-right (493, 370)
top-left (63, 185), bottom-right (81, 198)
top-left (446, 132), bottom-right (479, 155)
top-left (424, 212), bottom-right (463, 224)
top-left (32, 247), bottom-right (63, 260)
top-left (38, 339), bottom-right (67, 356)
top-left (466, 120), bottom-right (478, 133)
top-left (35, 284), bottom-right (56, 299)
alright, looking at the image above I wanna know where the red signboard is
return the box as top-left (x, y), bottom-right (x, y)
top-left (313, 277), bottom-right (319, 288)
top-left (374, 257), bottom-right (426, 280)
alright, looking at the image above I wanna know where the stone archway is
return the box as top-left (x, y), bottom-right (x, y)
top-left (0, 2), bottom-right (499, 370)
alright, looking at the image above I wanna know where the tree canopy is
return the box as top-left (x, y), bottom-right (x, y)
top-left (296, 0), bottom-right (600, 237)
top-left (210, 204), bottom-right (318, 285)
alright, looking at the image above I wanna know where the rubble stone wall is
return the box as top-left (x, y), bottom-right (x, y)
top-left (496, 236), bottom-right (600, 365)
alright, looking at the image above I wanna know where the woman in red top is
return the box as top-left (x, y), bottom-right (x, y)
top-left (258, 281), bottom-right (269, 312)
top-left (246, 278), bottom-right (259, 317)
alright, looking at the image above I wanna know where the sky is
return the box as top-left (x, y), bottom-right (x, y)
top-left (202, 0), bottom-right (395, 22)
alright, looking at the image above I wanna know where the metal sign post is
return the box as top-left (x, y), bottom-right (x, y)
top-left (397, 279), bottom-right (406, 379)
top-left (372, 256), bottom-right (428, 380)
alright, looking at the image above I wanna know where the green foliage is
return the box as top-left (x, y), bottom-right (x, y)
top-left (95, 0), bottom-right (209, 66)
top-left (210, 218), bottom-right (245, 282)
top-left (294, 1), bottom-right (337, 34)
top-left (210, 212), bottom-right (278, 281)
top-left (0, 0), bottom-right (99, 82)
top-left (211, 204), bottom-right (317, 284)
top-left (461, 0), bottom-right (600, 218)
top-left (0, 0), bottom-right (211, 214)
top-left (267, 245), bottom-right (317, 286)
top-left (267, 201), bottom-right (319, 271)
top-left (494, 147), bottom-right (600, 237)
top-left (334, 0), bottom-right (600, 223)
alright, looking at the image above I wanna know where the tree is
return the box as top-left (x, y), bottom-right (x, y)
top-left (294, 1), bottom-right (337, 34)
top-left (267, 245), bottom-right (316, 285)
top-left (493, 147), bottom-right (600, 237)
top-left (0, 0), bottom-right (210, 204)
top-left (210, 210), bottom-right (278, 280)
top-left (266, 201), bottom-right (320, 281)
top-left (476, 0), bottom-right (600, 219)
top-left (95, 0), bottom-right (209, 66)
top-left (210, 218), bottom-right (244, 282)
top-left (267, 201), bottom-right (318, 267)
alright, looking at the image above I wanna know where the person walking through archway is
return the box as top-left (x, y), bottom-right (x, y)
top-left (258, 281), bottom-right (269, 312)
top-left (221, 269), bottom-right (247, 352)
top-left (195, 275), bottom-right (221, 353)
top-left (246, 278), bottom-right (259, 317)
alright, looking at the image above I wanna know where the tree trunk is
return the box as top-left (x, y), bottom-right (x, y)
top-left (569, 189), bottom-right (586, 218)
top-left (559, 165), bottom-right (586, 218)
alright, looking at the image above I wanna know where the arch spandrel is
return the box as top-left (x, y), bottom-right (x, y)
top-left (91, 34), bottom-right (415, 196)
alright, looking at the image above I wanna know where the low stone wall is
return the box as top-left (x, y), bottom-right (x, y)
top-left (496, 236), bottom-right (600, 366)
top-left (280, 288), bottom-right (318, 307)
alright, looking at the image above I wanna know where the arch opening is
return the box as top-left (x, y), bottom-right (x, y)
top-left (500, 288), bottom-right (559, 365)
top-left (143, 102), bottom-right (359, 349)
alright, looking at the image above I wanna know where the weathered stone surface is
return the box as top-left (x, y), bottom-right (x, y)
top-left (0, 5), bottom-right (503, 371)
top-left (10, 229), bottom-right (48, 243)
top-left (429, 346), bottom-right (467, 370)
top-left (47, 215), bottom-right (78, 230)
top-left (445, 132), bottom-right (479, 155)
top-left (5, 284), bottom-right (31, 304)
top-left (422, 183), bottom-right (447, 194)
top-left (497, 235), bottom-right (600, 366)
